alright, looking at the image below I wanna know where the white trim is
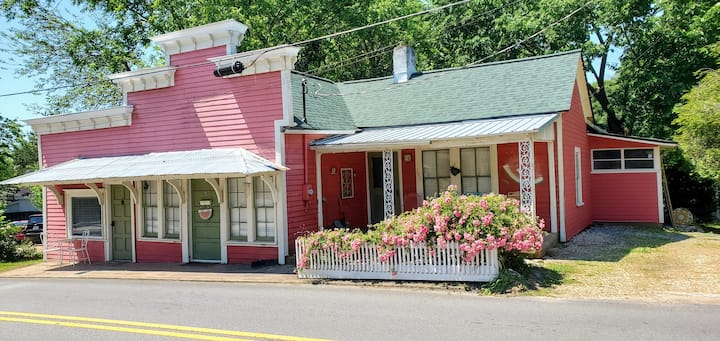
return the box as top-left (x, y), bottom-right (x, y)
top-left (108, 67), bottom-right (176, 93)
top-left (103, 186), bottom-right (112, 261)
top-left (396, 152), bottom-right (404, 211)
top-left (365, 152), bottom-right (372, 225)
top-left (150, 19), bottom-right (248, 55)
top-left (556, 119), bottom-right (567, 242)
top-left (490, 145), bottom-right (499, 194)
top-left (25, 106), bottom-right (133, 135)
top-left (209, 46), bottom-right (301, 77)
top-left (414, 148), bottom-right (423, 203)
top-left (181, 179), bottom-right (190, 263)
top-left (284, 129), bottom-right (357, 135)
top-left (64, 189), bottom-right (105, 241)
top-left (655, 147), bottom-right (664, 224)
top-left (574, 147), bottom-right (584, 207)
top-left (276, 70), bottom-right (294, 263)
top-left (316, 151), bottom-right (324, 229)
top-left (548, 141), bottom-right (558, 233)
top-left (219, 177), bottom-right (229, 264)
top-left (587, 133), bottom-right (676, 147)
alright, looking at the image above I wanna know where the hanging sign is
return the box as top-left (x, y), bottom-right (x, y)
top-left (198, 199), bottom-right (213, 220)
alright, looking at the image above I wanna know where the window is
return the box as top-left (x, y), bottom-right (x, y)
top-left (575, 147), bottom-right (583, 206)
top-left (422, 149), bottom-right (451, 196)
top-left (163, 182), bottom-right (180, 239)
top-left (142, 180), bottom-right (158, 237)
top-left (227, 177), bottom-right (276, 243)
top-left (228, 177), bottom-right (248, 241)
top-left (254, 177), bottom-right (275, 242)
top-left (460, 147), bottom-right (491, 194)
top-left (66, 190), bottom-right (102, 238)
top-left (592, 148), bottom-right (655, 171)
top-left (341, 168), bottom-right (354, 199)
top-left (141, 180), bottom-right (180, 240)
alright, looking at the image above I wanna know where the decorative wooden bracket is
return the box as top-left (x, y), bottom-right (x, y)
top-left (47, 185), bottom-right (64, 206)
top-left (85, 183), bottom-right (106, 206)
top-left (204, 178), bottom-right (224, 204)
top-left (166, 179), bottom-right (186, 204)
top-left (260, 175), bottom-right (278, 204)
top-left (119, 181), bottom-right (139, 203)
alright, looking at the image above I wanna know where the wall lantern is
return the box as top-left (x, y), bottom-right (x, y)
top-left (450, 166), bottom-right (461, 176)
top-left (214, 61), bottom-right (245, 77)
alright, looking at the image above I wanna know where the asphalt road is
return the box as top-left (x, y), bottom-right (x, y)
top-left (0, 278), bottom-right (718, 340)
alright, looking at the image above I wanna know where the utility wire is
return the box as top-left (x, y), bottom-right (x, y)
top-left (0, 0), bottom-right (474, 99)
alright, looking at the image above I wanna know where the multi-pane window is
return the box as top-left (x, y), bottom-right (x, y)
top-left (254, 178), bottom-right (275, 242)
top-left (142, 180), bottom-right (158, 237)
top-left (163, 182), bottom-right (180, 239)
top-left (228, 177), bottom-right (248, 241)
top-left (70, 196), bottom-right (102, 237)
top-left (227, 177), bottom-right (276, 243)
top-left (341, 168), bottom-right (354, 199)
top-left (460, 147), bottom-right (491, 194)
top-left (592, 148), bottom-right (655, 171)
top-left (422, 149), bottom-right (451, 196)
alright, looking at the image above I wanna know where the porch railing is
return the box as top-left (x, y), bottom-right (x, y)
top-left (295, 239), bottom-right (499, 282)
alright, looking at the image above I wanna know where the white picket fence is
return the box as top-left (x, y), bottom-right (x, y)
top-left (295, 240), bottom-right (499, 282)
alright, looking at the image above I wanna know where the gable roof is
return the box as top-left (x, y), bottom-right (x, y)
top-left (290, 50), bottom-right (582, 130)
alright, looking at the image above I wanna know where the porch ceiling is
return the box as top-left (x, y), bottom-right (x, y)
top-left (0, 148), bottom-right (287, 186)
top-left (311, 113), bottom-right (558, 150)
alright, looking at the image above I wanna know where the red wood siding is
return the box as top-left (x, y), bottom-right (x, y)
top-left (401, 149), bottom-right (419, 211)
top-left (136, 241), bottom-right (183, 263)
top-left (39, 46), bottom-right (285, 259)
top-left (285, 134), bottom-right (323, 252)
top-left (497, 142), bottom-right (551, 231)
top-left (591, 173), bottom-right (659, 222)
top-left (561, 82), bottom-right (593, 240)
top-left (227, 245), bottom-right (278, 264)
top-left (320, 152), bottom-right (368, 228)
top-left (589, 135), bottom-right (660, 149)
top-left (40, 48), bottom-right (282, 167)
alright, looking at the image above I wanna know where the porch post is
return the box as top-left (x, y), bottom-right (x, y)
top-left (382, 149), bottom-right (395, 219)
top-left (519, 139), bottom-right (536, 218)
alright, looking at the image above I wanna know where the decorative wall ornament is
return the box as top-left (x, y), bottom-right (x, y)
top-left (519, 139), bottom-right (536, 218)
top-left (382, 150), bottom-right (395, 219)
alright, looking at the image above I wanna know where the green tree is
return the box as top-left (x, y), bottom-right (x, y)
top-left (673, 67), bottom-right (720, 181)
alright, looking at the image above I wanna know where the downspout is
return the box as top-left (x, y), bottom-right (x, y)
top-left (301, 79), bottom-right (308, 124)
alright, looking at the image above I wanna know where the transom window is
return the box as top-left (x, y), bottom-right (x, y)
top-left (460, 147), bottom-right (491, 194)
top-left (141, 180), bottom-right (180, 240)
top-left (227, 177), bottom-right (276, 243)
top-left (422, 149), bottom-right (450, 196)
top-left (592, 148), bottom-right (655, 171)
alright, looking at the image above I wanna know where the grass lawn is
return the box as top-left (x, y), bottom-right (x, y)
top-left (521, 226), bottom-right (720, 302)
top-left (0, 259), bottom-right (42, 273)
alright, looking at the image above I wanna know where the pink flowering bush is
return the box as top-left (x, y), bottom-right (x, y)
top-left (297, 185), bottom-right (544, 269)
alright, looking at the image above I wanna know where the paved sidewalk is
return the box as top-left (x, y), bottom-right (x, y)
top-left (0, 261), bottom-right (304, 284)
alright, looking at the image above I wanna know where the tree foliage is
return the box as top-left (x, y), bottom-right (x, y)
top-left (673, 66), bottom-right (720, 181)
top-left (0, 116), bottom-right (38, 205)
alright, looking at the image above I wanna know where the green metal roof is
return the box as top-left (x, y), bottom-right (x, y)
top-left (290, 50), bottom-right (581, 130)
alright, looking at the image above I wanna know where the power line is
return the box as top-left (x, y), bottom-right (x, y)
top-left (310, 0), bottom-right (595, 98)
top-left (0, 0), bottom-right (475, 99)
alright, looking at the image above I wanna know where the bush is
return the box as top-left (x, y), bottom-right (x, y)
top-left (0, 216), bottom-right (40, 262)
top-left (297, 186), bottom-right (544, 270)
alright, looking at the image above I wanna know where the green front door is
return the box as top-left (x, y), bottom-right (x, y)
top-left (191, 179), bottom-right (221, 261)
top-left (111, 185), bottom-right (133, 261)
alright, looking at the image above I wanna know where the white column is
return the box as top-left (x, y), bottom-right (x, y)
top-left (383, 149), bottom-right (395, 219)
top-left (519, 139), bottom-right (536, 218)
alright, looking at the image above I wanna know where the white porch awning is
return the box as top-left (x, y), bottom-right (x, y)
top-left (311, 113), bottom-right (558, 150)
top-left (1, 148), bottom-right (287, 186)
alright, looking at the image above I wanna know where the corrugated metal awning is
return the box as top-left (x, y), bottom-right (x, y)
top-left (311, 113), bottom-right (558, 149)
top-left (1, 148), bottom-right (287, 186)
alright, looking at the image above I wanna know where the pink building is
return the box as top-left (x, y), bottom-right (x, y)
top-left (3, 20), bottom-right (675, 265)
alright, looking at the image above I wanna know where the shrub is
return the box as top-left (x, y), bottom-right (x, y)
top-left (0, 215), bottom-right (40, 262)
top-left (297, 186), bottom-right (544, 270)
